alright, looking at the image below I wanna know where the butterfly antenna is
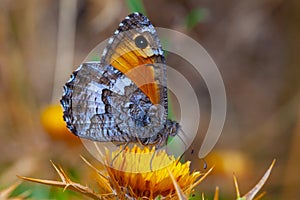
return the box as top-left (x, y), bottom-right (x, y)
top-left (175, 147), bottom-right (196, 166)
top-left (149, 147), bottom-right (156, 171)
top-left (110, 142), bottom-right (129, 167)
top-left (173, 128), bottom-right (194, 166)
top-left (164, 128), bottom-right (188, 166)
top-left (175, 152), bottom-right (185, 166)
top-left (177, 128), bottom-right (188, 151)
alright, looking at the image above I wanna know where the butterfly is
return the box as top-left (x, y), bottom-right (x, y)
top-left (61, 12), bottom-right (180, 148)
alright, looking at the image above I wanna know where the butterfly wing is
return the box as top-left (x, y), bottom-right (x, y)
top-left (61, 13), bottom-right (171, 143)
top-left (101, 12), bottom-right (167, 109)
top-left (61, 62), bottom-right (136, 142)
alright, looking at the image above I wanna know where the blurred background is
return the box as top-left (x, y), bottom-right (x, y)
top-left (0, 0), bottom-right (299, 199)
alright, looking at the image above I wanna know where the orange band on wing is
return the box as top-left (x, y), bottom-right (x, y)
top-left (111, 50), bottom-right (160, 104)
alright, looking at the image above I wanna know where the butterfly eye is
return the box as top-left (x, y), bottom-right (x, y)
top-left (134, 35), bottom-right (148, 49)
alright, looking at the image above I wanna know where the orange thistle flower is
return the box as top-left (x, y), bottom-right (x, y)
top-left (101, 145), bottom-right (209, 199)
top-left (18, 145), bottom-right (275, 200)
top-left (19, 145), bottom-right (210, 200)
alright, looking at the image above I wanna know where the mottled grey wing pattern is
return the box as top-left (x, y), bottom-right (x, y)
top-left (61, 62), bottom-right (134, 142)
top-left (61, 12), bottom-right (180, 147)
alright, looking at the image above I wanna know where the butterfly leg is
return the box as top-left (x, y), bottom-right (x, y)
top-left (149, 148), bottom-right (157, 171)
top-left (110, 142), bottom-right (130, 167)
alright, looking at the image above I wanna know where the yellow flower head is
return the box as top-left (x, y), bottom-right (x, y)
top-left (103, 145), bottom-right (203, 199)
top-left (19, 145), bottom-right (275, 200)
top-left (20, 145), bottom-right (209, 200)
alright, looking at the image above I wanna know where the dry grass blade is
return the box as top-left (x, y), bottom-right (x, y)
top-left (253, 191), bottom-right (266, 200)
top-left (104, 166), bottom-right (126, 199)
top-left (190, 167), bottom-right (213, 190)
top-left (233, 174), bottom-right (241, 198)
top-left (80, 155), bottom-right (113, 194)
top-left (242, 159), bottom-right (276, 200)
top-left (18, 175), bottom-right (105, 200)
top-left (182, 167), bottom-right (213, 199)
top-left (80, 156), bottom-right (109, 182)
top-left (0, 181), bottom-right (29, 200)
top-left (168, 169), bottom-right (187, 200)
top-left (18, 162), bottom-right (107, 200)
top-left (49, 161), bottom-right (70, 187)
top-left (0, 182), bottom-right (20, 199)
top-left (213, 186), bottom-right (219, 200)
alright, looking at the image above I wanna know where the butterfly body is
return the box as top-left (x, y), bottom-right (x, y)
top-left (61, 12), bottom-right (180, 148)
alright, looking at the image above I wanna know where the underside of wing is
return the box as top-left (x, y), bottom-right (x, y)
top-left (60, 13), bottom-right (172, 145)
top-left (61, 62), bottom-right (131, 142)
top-left (101, 12), bottom-right (168, 111)
top-left (61, 62), bottom-right (165, 142)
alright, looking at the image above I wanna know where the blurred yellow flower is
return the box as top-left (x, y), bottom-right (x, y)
top-left (40, 104), bottom-right (81, 145)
